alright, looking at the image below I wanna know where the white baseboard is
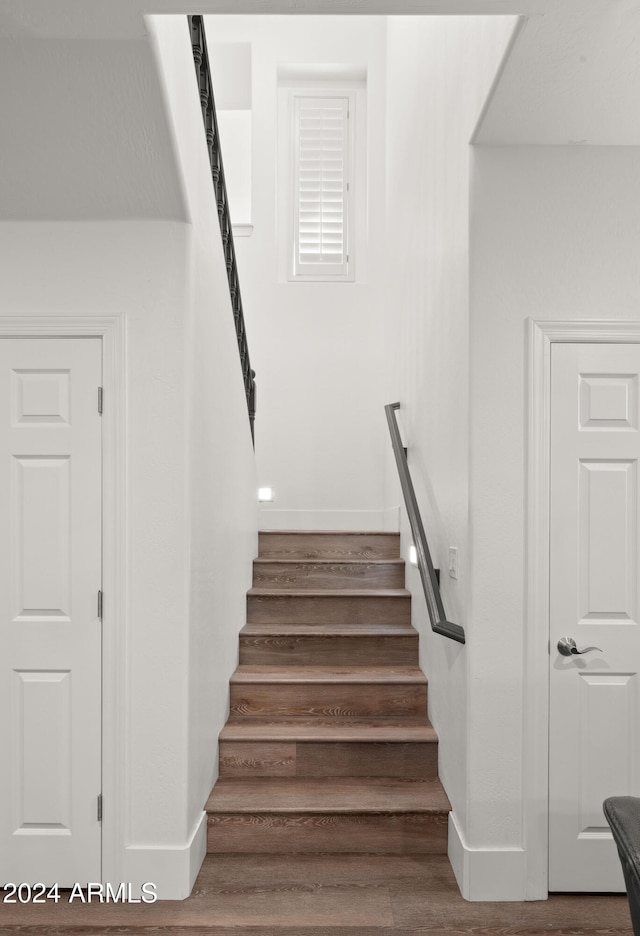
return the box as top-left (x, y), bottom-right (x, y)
top-left (448, 812), bottom-right (528, 901)
top-left (258, 507), bottom-right (400, 531)
top-left (123, 810), bottom-right (207, 900)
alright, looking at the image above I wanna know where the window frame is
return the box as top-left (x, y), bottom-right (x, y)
top-left (287, 88), bottom-right (356, 284)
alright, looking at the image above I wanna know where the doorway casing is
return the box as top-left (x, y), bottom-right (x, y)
top-left (525, 318), bottom-right (640, 898)
top-left (0, 313), bottom-right (126, 887)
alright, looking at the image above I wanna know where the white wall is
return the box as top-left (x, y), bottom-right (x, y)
top-left (150, 15), bottom-right (259, 892)
top-left (468, 144), bottom-right (640, 891)
top-left (211, 42), bottom-right (253, 225)
top-left (0, 15), bottom-right (258, 899)
top-left (207, 15), bottom-right (391, 530)
top-left (385, 13), bottom-right (516, 877)
top-left (0, 220), bottom-right (195, 888)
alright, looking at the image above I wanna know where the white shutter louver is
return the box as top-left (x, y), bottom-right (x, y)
top-left (292, 94), bottom-right (351, 279)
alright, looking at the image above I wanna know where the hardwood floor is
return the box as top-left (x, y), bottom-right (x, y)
top-left (0, 853), bottom-right (632, 935)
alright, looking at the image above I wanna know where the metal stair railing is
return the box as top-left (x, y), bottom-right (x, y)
top-left (385, 402), bottom-right (465, 644)
top-left (189, 14), bottom-right (256, 445)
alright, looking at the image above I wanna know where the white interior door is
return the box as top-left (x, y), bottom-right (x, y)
top-left (0, 337), bottom-right (102, 885)
top-left (549, 342), bottom-right (640, 891)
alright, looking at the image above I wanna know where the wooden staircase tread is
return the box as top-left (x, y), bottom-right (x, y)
top-left (254, 558), bottom-right (405, 566)
top-left (206, 777), bottom-right (450, 814)
top-left (220, 716), bottom-right (438, 742)
top-left (231, 665), bottom-right (427, 684)
top-left (258, 532), bottom-right (402, 561)
top-left (248, 588), bottom-right (411, 598)
top-left (259, 530), bottom-right (400, 536)
top-left (252, 558), bottom-right (406, 589)
top-left (241, 622), bottom-right (417, 636)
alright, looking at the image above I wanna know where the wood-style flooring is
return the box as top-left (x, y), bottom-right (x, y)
top-left (0, 854), bottom-right (632, 935)
top-left (2, 533), bottom-right (629, 934)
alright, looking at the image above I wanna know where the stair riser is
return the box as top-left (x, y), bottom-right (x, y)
top-left (239, 634), bottom-right (418, 666)
top-left (207, 812), bottom-right (448, 855)
top-left (259, 532), bottom-right (400, 561)
top-left (230, 684), bottom-right (427, 718)
top-left (253, 562), bottom-right (405, 590)
top-left (247, 595), bottom-right (410, 626)
top-left (219, 741), bottom-right (438, 779)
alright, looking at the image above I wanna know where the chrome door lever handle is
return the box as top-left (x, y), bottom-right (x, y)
top-left (557, 637), bottom-right (602, 657)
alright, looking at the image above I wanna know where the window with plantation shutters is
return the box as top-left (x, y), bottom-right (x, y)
top-left (291, 93), bottom-right (353, 281)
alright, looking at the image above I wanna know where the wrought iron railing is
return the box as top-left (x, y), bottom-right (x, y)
top-left (385, 402), bottom-right (465, 644)
top-left (189, 14), bottom-right (256, 445)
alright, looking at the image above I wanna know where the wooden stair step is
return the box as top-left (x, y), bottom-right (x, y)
top-left (219, 741), bottom-right (438, 780)
top-left (230, 665), bottom-right (427, 719)
top-left (207, 811), bottom-right (448, 855)
top-left (249, 588), bottom-right (411, 598)
top-left (207, 777), bottom-right (449, 813)
top-left (247, 589), bottom-right (411, 626)
top-left (220, 715), bottom-right (438, 742)
top-left (241, 622), bottom-right (416, 635)
top-left (206, 778), bottom-right (449, 855)
top-left (253, 558), bottom-right (406, 590)
top-left (258, 531), bottom-right (401, 561)
top-left (219, 716), bottom-right (439, 779)
top-left (230, 665), bottom-right (426, 683)
top-left (240, 622), bottom-right (418, 665)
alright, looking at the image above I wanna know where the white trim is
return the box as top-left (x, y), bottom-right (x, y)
top-left (278, 65), bottom-right (367, 87)
top-left (123, 811), bottom-right (207, 901)
top-left (525, 319), bottom-right (640, 900)
top-left (258, 506), bottom-right (400, 531)
top-left (448, 813), bottom-right (526, 901)
top-left (0, 314), bottom-right (126, 889)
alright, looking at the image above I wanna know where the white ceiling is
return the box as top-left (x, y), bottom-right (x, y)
top-left (0, 0), bottom-right (548, 40)
top-left (0, 0), bottom-right (637, 220)
top-left (475, 1), bottom-right (640, 145)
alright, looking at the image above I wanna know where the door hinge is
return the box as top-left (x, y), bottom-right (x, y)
top-left (98, 590), bottom-right (103, 620)
top-left (98, 386), bottom-right (103, 414)
top-left (97, 794), bottom-right (103, 822)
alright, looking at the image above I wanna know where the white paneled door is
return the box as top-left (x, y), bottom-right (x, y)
top-left (549, 342), bottom-right (640, 891)
top-left (0, 338), bottom-right (102, 885)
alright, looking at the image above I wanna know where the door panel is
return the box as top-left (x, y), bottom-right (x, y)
top-left (549, 342), bottom-right (640, 891)
top-left (578, 459), bottom-right (637, 621)
top-left (16, 669), bottom-right (73, 830)
top-left (13, 455), bottom-right (72, 619)
top-left (0, 338), bottom-right (102, 885)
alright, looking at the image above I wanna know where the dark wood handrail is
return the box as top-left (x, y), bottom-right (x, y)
top-left (385, 402), bottom-right (465, 644)
top-left (189, 14), bottom-right (256, 445)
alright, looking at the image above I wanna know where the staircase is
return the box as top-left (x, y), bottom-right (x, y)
top-left (206, 531), bottom-right (450, 854)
